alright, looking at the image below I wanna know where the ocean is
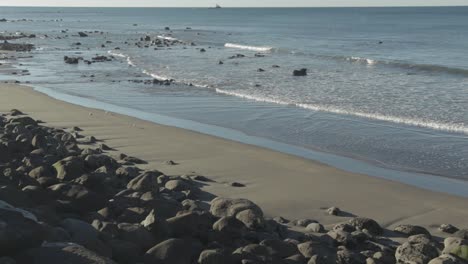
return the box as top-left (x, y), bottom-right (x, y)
top-left (1, 6), bottom-right (467, 183)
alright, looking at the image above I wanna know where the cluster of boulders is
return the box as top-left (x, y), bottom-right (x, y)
top-left (64, 55), bottom-right (114, 65)
top-left (0, 41), bottom-right (34, 52)
top-left (1, 110), bottom-right (467, 264)
top-left (0, 33), bottom-right (36, 41)
top-left (134, 35), bottom-right (184, 49)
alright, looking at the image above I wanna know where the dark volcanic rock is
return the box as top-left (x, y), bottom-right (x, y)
top-left (0, 206), bottom-right (44, 255)
top-left (293, 68), bottom-right (307, 76)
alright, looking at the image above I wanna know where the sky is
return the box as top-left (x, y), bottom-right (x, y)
top-left (0, 0), bottom-right (467, 7)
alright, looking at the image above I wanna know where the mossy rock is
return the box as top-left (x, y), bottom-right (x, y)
top-left (451, 245), bottom-right (468, 260)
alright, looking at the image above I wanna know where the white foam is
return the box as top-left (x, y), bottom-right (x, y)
top-left (141, 69), bottom-right (171, 81)
top-left (107, 50), bottom-right (135, 67)
top-left (157, 35), bottom-right (178, 41)
top-left (107, 50), bottom-right (126, 58)
top-left (225, 43), bottom-right (273, 52)
top-left (215, 89), bottom-right (468, 135)
top-left (347, 56), bottom-right (376, 65)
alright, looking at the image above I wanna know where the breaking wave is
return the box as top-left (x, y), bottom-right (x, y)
top-left (224, 43), bottom-right (273, 52)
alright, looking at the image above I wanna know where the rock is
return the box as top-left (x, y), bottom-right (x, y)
top-left (48, 183), bottom-right (106, 213)
top-left (118, 223), bottom-right (155, 251)
top-left (428, 254), bottom-right (466, 264)
top-left (260, 239), bottom-right (299, 258)
top-left (64, 56), bottom-right (80, 64)
top-left (166, 211), bottom-right (213, 238)
top-left (0, 185), bottom-right (32, 207)
top-left (442, 237), bottom-right (468, 255)
top-left (29, 165), bottom-right (55, 179)
top-left (0, 207), bottom-right (44, 255)
top-left (108, 239), bottom-right (140, 264)
top-left (293, 68), bottom-right (307, 76)
top-left (165, 179), bottom-right (191, 192)
top-left (18, 243), bottom-right (116, 264)
top-left (327, 207), bottom-right (341, 216)
top-left (439, 224), bottom-right (459, 234)
top-left (22, 185), bottom-right (51, 205)
top-left (143, 238), bottom-right (201, 264)
top-left (326, 230), bottom-right (356, 247)
top-left (212, 216), bottom-right (246, 236)
top-left (230, 182), bottom-right (245, 187)
top-left (453, 229), bottom-right (468, 239)
top-left (78, 32), bottom-right (88, 37)
top-left (395, 234), bottom-right (440, 264)
top-left (198, 249), bottom-right (233, 264)
top-left (348, 217), bottom-right (383, 235)
top-left (84, 154), bottom-right (117, 170)
top-left (200, 48), bottom-right (206, 52)
top-left (394, 224), bottom-right (431, 237)
top-left (115, 166), bottom-right (139, 180)
top-left (61, 218), bottom-right (111, 257)
top-left (140, 209), bottom-right (170, 242)
top-left (336, 248), bottom-right (366, 264)
top-left (236, 208), bottom-right (264, 229)
top-left (306, 223), bottom-right (325, 233)
top-left (297, 241), bottom-right (333, 259)
top-left (293, 219), bottom-right (317, 227)
top-left (127, 171), bottom-right (162, 192)
top-left (210, 197), bottom-right (263, 219)
top-left (53, 156), bottom-right (86, 181)
top-left (9, 116), bottom-right (37, 126)
top-left (9, 109), bottom-right (24, 116)
top-left (31, 135), bottom-right (47, 149)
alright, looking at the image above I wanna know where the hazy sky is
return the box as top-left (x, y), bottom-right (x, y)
top-left (0, 0), bottom-right (467, 7)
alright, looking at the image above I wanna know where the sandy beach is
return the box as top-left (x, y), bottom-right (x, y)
top-left (1, 83), bottom-right (467, 239)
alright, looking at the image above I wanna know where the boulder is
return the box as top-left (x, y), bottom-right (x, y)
top-left (127, 171), bottom-right (161, 192)
top-left (236, 208), bottom-right (265, 229)
top-left (108, 239), bottom-right (140, 264)
top-left (439, 224), bottom-right (459, 234)
top-left (394, 224), bottom-right (431, 237)
top-left (442, 237), bottom-right (468, 259)
top-left (84, 155), bottom-right (117, 170)
top-left (165, 179), bottom-right (192, 192)
top-left (29, 165), bottom-right (55, 179)
top-left (60, 218), bottom-right (111, 257)
top-left (0, 207), bottom-right (44, 255)
top-left (428, 254), bottom-right (466, 264)
top-left (48, 183), bottom-right (106, 213)
top-left (260, 239), bottom-right (299, 258)
top-left (143, 238), bottom-right (201, 264)
top-left (117, 223), bottom-right (155, 251)
top-left (297, 241), bottom-right (333, 259)
top-left (9, 116), bottom-right (37, 126)
top-left (18, 243), bottom-right (116, 264)
top-left (293, 68), bottom-right (307, 76)
top-left (395, 234), bottom-right (440, 264)
top-left (306, 223), bottom-right (325, 233)
top-left (198, 249), bottom-right (234, 264)
top-left (348, 217), bottom-right (383, 235)
top-left (140, 209), bottom-right (170, 242)
top-left (166, 211), bottom-right (213, 238)
top-left (53, 156), bottom-right (86, 181)
top-left (210, 197), bottom-right (263, 219)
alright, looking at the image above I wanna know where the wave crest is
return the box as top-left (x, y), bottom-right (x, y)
top-left (215, 89), bottom-right (468, 135)
top-left (225, 43), bottom-right (273, 52)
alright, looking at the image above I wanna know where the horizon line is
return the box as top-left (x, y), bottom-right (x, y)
top-left (1, 5), bottom-right (467, 8)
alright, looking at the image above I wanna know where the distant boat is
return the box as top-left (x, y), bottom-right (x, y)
top-left (209, 4), bottom-right (222, 9)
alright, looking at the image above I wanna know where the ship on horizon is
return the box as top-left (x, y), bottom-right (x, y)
top-left (209, 4), bottom-right (222, 9)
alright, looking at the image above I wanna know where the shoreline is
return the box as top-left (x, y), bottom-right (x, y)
top-left (31, 85), bottom-right (468, 198)
top-left (1, 83), bottom-right (468, 236)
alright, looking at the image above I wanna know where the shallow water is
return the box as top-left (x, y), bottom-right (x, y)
top-left (1, 6), bottom-right (467, 179)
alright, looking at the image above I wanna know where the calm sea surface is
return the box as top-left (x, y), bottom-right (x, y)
top-left (1, 7), bottom-right (467, 180)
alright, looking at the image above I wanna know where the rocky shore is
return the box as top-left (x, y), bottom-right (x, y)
top-left (0, 109), bottom-right (467, 264)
